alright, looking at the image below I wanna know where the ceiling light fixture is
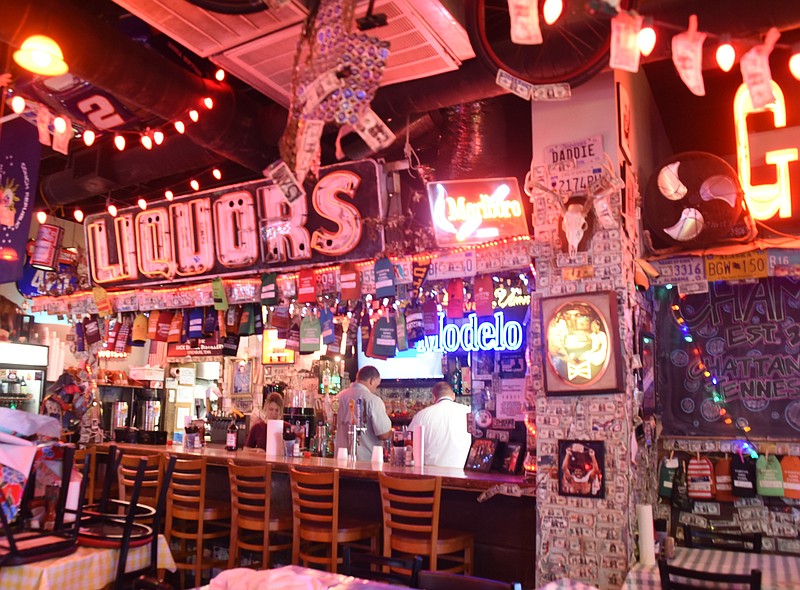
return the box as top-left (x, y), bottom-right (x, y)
top-left (716, 35), bottom-right (736, 72)
top-left (10, 95), bottom-right (25, 114)
top-left (188, 110), bottom-right (199, 123)
top-left (83, 129), bottom-right (96, 146)
top-left (203, 97), bottom-right (213, 109)
top-left (638, 18), bottom-right (657, 57)
top-left (174, 121), bottom-right (185, 134)
top-left (164, 190), bottom-right (174, 201)
top-left (190, 179), bottom-right (200, 191)
top-left (13, 35), bottom-right (68, 76)
top-left (215, 68), bottom-right (225, 82)
top-left (36, 211), bottom-right (47, 224)
top-left (137, 198), bottom-right (147, 210)
top-left (114, 134), bottom-right (126, 151)
top-left (542, 0), bottom-right (563, 26)
top-left (212, 168), bottom-right (222, 180)
top-left (73, 209), bottom-right (84, 223)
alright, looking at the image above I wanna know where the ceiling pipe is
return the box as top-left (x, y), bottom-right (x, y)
top-left (0, 0), bottom-right (284, 172)
top-left (39, 134), bottom-right (222, 207)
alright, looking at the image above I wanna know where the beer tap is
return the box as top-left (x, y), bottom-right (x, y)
top-left (347, 398), bottom-right (367, 460)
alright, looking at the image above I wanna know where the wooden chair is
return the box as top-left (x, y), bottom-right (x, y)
top-left (228, 460), bottom-right (292, 569)
top-left (658, 559), bottom-right (761, 590)
top-left (165, 456), bottom-right (231, 588)
top-left (118, 453), bottom-right (162, 526)
top-left (684, 526), bottom-right (762, 553)
top-left (341, 545), bottom-right (423, 587)
top-left (378, 473), bottom-right (473, 574)
top-left (73, 446), bottom-right (97, 504)
top-left (416, 570), bottom-right (518, 590)
top-left (289, 468), bottom-right (380, 573)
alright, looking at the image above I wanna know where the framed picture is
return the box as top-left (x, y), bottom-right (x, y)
top-left (464, 438), bottom-right (498, 473)
top-left (617, 82), bottom-right (633, 164)
top-left (499, 442), bottom-right (524, 475)
top-left (558, 440), bottom-right (605, 498)
top-left (541, 291), bottom-right (623, 396)
top-left (231, 358), bottom-right (253, 396)
top-left (471, 349), bottom-right (496, 380)
top-left (640, 332), bottom-right (656, 417)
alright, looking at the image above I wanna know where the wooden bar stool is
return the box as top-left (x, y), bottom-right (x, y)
top-left (290, 468), bottom-right (380, 573)
top-left (118, 452), bottom-right (162, 526)
top-left (378, 473), bottom-right (473, 574)
top-left (228, 460), bottom-right (292, 569)
top-left (73, 446), bottom-right (97, 504)
top-left (165, 456), bottom-right (231, 588)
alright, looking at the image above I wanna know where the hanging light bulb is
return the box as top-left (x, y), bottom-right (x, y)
top-left (13, 35), bottom-right (69, 76)
top-left (188, 110), bottom-right (199, 123)
top-left (638, 19), bottom-right (656, 57)
top-left (73, 209), bottom-right (84, 223)
top-left (215, 68), bottom-right (226, 82)
top-left (174, 121), bottom-right (185, 134)
top-left (53, 116), bottom-right (67, 134)
top-left (137, 198), bottom-right (147, 210)
top-left (107, 203), bottom-right (118, 217)
top-left (153, 130), bottom-right (164, 145)
top-left (164, 189), bottom-right (174, 201)
top-left (36, 211), bottom-right (47, 224)
top-left (190, 179), bottom-right (200, 191)
top-left (83, 129), bottom-right (96, 146)
top-left (212, 168), bottom-right (222, 180)
top-left (114, 134), bottom-right (126, 151)
top-left (203, 97), bottom-right (214, 109)
top-left (790, 43), bottom-right (800, 80)
top-left (10, 95), bottom-right (25, 114)
top-left (542, 0), bottom-right (563, 26)
top-left (716, 35), bottom-right (736, 72)
top-left (141, 134), bottom-right (153, 150)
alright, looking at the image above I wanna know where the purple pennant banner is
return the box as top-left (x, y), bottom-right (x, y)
top-left (0, 118), bottom-right (41, 282)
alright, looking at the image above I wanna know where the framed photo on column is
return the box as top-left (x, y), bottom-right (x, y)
top-left (541, 291), bottom-right (622, 396)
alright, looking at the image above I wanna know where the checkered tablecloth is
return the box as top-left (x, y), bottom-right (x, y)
top-left (622, 547), bottom-right (800, 590)
top-left (0, 534), bottom-right (176, 590)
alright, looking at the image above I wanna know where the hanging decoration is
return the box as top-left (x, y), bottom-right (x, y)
top-left (671, 15), bottom-right (707, 97)
top-left (280, 0), bottom-right (391, 180)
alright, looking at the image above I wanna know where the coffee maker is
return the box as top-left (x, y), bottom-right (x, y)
top-left (135, 393), bottom-right (167, 444)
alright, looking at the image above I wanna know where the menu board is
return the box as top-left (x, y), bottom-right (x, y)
top-left (657, 277), bottom-right (800, 437)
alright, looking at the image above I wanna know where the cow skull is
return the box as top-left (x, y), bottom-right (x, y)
top-left (525, 153), bottom-right (623, 258)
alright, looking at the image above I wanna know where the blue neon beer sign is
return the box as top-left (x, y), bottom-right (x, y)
top-left (415, 311), bottom-right (524, 353)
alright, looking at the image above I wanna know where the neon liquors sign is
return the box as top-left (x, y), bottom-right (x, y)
top-left (84, 160), bottom-right (384, 287)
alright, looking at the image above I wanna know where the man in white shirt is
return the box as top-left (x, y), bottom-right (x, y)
top-left (409, 382), bottom-right (471, 469)
top-left (334, 365), bottom-right (392, 461)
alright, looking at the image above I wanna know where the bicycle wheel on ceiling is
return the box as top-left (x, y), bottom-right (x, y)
top-left (466, 0), bottom-right (635, 88)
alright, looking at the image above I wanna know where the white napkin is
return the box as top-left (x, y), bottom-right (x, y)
top-left (210, 567), bottom-right (329, 590)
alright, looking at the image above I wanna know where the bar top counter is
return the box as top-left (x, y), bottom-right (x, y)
top-left (96, 442), bottom-right (535, 492)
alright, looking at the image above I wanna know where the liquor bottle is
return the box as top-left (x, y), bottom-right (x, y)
top-left (226, 418), bottom-right (238, 451)
top-left (451, 357), bottom-right (463, 396)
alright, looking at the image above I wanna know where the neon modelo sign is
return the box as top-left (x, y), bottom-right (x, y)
top-left (415, 311), bottom-right (524, 353)
top-left (427, 177), bottom-right (529, 247)
top-left (84, 160), bottom-right (384, 287)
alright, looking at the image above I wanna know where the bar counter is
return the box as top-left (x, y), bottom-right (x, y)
top-left (96, 442), bottom-right (537, 586)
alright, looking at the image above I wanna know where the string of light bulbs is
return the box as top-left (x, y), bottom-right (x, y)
top-left (664, 284), bottom-right (759, 460)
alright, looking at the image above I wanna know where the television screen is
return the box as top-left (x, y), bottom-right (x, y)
top-left (356, 331), bottom-right (444, 381)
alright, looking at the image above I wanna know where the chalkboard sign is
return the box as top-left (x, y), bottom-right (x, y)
top-left (657, 277), bottom-right (800, 438)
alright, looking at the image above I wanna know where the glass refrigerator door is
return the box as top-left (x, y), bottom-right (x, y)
top-left (0, 342), bottom-right (49, 413)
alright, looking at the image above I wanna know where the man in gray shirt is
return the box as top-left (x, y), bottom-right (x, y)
top-left (334, 365), bottom-right (392, 460)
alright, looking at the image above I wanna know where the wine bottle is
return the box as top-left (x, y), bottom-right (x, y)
top-left (226, 418), bottom-right (238, 451)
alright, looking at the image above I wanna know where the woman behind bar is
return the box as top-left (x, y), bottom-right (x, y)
top-left (245, 392), bottom-right (284, 449)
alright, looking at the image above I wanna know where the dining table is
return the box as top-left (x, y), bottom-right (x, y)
top-left (204, 564), bottom-right (411, 589)
top-left (621, 546), bottom-right (800, 590)
top-left (0, 534), bottom-right (176, 590)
